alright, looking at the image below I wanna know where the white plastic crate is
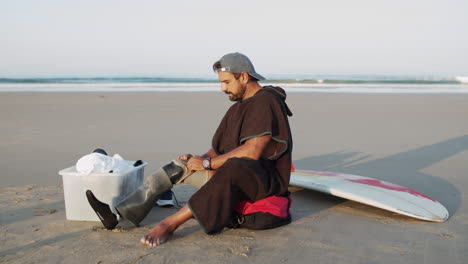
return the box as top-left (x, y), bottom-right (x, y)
top-left (59, 161), bottom-right (147, 221)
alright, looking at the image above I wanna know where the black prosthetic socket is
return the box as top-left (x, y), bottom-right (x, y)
top-left (163, 161), bottom-right (185, 184)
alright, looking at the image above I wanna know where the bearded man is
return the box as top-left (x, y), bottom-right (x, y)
top-left (87, 52), bottom-right (293, 247)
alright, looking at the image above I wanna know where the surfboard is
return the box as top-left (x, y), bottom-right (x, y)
top-left (289, 170), bottom-right (449, 222)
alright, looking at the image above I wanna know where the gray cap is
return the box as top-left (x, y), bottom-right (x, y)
top-left (213, 52), bottom-right (266, 81)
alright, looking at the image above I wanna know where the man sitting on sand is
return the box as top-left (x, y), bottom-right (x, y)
top-left (87, 52), bottom-right (293, 247)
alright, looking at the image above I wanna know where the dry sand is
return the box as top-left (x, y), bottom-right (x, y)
top-left (1, 92), bottom-right (467, 263)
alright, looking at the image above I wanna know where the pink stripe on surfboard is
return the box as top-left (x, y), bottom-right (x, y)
top-left (294, 170), bottom-right (436, 202)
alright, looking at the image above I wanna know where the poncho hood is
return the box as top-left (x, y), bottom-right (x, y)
top-left (260, 86), bottom-right (293, 117)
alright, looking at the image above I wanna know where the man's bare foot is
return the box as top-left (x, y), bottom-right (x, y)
top-left (140, 221), bottom-right (174, 247)
top-left (140, 203), bottom-right (193, 247)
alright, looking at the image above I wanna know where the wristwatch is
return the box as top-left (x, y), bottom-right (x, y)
top-left (202, 157), bottom-right (212, 170)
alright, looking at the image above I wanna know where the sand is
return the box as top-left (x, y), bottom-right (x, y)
top-left (1, 92), bottom-right (467, 263)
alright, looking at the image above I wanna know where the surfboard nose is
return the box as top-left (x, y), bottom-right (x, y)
top-left (431, 204), bottom-right (450, 222)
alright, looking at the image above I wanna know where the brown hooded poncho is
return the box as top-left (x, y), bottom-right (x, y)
top-left (188, 86), bottom-right (293, 234)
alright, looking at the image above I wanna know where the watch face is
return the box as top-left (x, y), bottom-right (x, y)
top-left (203, 158), bottom-right (210, 169)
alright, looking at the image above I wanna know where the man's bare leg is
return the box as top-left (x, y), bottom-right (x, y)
top-left (140, 204), bottom-right (193, 247)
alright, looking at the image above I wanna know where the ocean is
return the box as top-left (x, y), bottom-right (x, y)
top-left (1, 75), bottom-right (467, 94)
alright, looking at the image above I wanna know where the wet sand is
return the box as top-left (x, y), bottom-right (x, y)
top-left (1, 92), bottom-right (467, 263)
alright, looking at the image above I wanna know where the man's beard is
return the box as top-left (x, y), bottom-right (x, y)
top-left (226, 85), bottom-right (246, 102)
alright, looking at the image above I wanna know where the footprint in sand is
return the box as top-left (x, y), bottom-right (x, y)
top-left (439, 233), bottom-right (454, 239)
top-left (33, 208), bottom-right (57, 216)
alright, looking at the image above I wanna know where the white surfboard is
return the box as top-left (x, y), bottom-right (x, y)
top-left (290, 170), bottom-right (449, 222)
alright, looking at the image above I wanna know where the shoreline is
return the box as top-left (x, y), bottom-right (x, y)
top-left (1, 83), bottom-right (468, 93)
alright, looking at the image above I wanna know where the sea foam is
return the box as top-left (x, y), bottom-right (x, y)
top-left (1, 76), bottom-right (467, 93)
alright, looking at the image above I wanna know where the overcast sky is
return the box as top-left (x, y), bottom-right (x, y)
top-left (1, 0), bottom-right (467, 77)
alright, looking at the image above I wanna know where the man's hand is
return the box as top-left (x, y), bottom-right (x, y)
top-left (177, 154), bottom-right (193, 162)
top-left (187, 155), bottom-right (205, 171)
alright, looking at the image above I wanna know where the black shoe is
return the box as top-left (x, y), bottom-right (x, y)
top-left (86, 190), bottom-right (118, 230)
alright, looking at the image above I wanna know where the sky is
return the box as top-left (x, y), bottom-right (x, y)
top-left (1, 0), bottom-right (467, 77)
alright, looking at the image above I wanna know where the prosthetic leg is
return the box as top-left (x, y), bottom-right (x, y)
top-left (86, 159), bottom-right (193, 229)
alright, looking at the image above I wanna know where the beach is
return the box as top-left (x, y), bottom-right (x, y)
top-left (1, 92), bottom-right (467, 263)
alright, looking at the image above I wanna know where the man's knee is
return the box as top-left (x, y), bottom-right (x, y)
top-left (183, 170), bottom-right (209, 188)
